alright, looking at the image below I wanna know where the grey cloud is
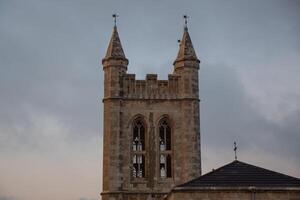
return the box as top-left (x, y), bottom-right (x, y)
top-left (0, 0), bottom-right (103, 153)
top-left (201, 63), bottom-right (300, 176)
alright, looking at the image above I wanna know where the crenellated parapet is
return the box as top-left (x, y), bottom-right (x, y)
top-left (122, 73), bottom-right (180, 99)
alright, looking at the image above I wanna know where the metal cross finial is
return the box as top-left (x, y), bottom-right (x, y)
top-left (112, 14), bottom-right (119, 26)
top-left (234, 141), bottom-right (238, 160)
top-left (183, 14), bottom-right (189, 30)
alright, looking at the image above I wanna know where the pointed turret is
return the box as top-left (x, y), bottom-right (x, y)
top-left (174, 27), bottom-right (200, 65)
top-left (173, 16), bottom-right (200, 99)
top-left (102, 25), bottom-right (128, 63)
top-left (102, 17), bottom-right (128, 99)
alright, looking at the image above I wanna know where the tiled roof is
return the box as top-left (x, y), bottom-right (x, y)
top-left (178, 160), bottom-right (300, 188)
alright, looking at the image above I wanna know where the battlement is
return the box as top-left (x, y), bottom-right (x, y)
top-left (122, 73), bottom-right (180, 99)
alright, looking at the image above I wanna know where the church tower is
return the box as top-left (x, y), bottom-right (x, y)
top-left (101, 17), bottom-right (201, 200)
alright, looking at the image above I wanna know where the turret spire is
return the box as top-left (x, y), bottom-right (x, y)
top-left (173, 15), bottom-right (199, 65)
top-left (102, 14), bottom-right (127, 63)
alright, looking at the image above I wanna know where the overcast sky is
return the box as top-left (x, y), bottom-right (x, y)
top-left (0, 0), bottom-right (300, 200)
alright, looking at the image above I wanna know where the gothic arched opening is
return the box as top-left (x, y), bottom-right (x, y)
top-left (158, 118), bottom-right (172, 178)
top-left (132, 118), bottom-right (146, 178)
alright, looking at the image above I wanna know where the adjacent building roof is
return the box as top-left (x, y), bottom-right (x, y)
top-left (177, 160), bottom-right (300, 189)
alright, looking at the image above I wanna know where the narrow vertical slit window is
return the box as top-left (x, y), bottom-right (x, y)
top-left (132, 118), bottom-right (146, 178)
top-left (159, 118), bottom-right (172, 178)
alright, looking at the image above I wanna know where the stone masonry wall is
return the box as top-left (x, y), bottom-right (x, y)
top-left (122, 74), bottom-right (180, 99)
top-left (102, 69), bottom-right (201, 200)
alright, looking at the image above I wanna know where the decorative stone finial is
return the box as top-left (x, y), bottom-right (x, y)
top-left (112, 13), bottom-right (119, 27)
top-left (183, 15), bottom-right (189, 31)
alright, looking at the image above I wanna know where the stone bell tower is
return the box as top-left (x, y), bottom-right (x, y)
top-left (101, 17), bottom-right (201, 200)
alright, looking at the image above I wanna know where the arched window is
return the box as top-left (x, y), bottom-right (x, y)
top-left (159, 120), bottom-right (171, 151)
top-left (132, 118), bottom-right (145, 178)
top-left (159, 118), bottom-right (172, 178)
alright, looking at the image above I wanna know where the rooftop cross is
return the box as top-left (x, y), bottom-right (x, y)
top-left (234, 141), bottom-right (238, 160)
top-left (112, 14), bottom-right (119, 26)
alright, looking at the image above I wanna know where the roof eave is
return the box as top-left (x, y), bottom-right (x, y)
top-left (172, 186), bottom-right (300, 192)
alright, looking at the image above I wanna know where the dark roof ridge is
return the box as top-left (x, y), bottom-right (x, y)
top-left (177, 160), bottom-right (238, 187)
top-left (177, 160), bottom-right (300, 188)
top-left (232, 160), bottom-right (300, 181)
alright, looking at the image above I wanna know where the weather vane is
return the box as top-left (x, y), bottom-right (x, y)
top-left (234, 141), bottom-right (238, 160)
top-left (183, 14), bottom-right (189, 29)
top-left (112, 14), bottom-right (119, 26)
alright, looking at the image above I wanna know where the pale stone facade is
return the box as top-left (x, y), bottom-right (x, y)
top-left (101, 25), bottom-right (201, 200)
